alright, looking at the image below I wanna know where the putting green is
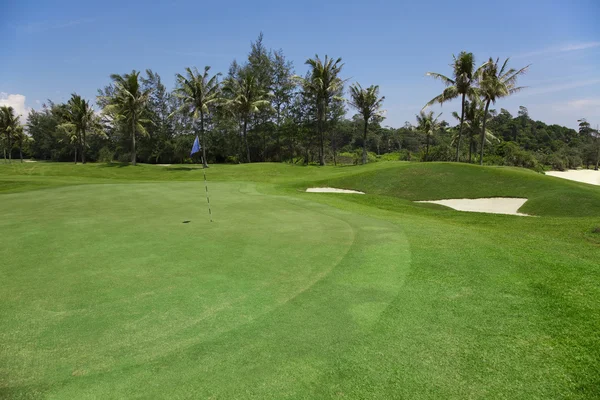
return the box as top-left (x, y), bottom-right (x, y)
top-left (0, 181), bottom-right (410, 398)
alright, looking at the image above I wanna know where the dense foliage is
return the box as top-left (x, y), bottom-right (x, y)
top-left (1, 35), bottom-right (598, 170)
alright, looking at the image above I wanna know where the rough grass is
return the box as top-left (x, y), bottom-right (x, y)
top-left (1, 161), bottom-right (599, 399)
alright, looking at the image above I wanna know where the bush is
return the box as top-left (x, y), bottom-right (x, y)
top-left (98, 147), bottom-right (114, 163)
top-left (378, 152), bottom-right (401, 161)
top-left (341, 150), bottom-right (378, 165)
top-left (423, 144), bottom-right (454, 162)
top-left (494, 142), bottom-right (542, 171)
top-left (399, 149), bottom-right (413, 161)
top-left (225, 155), bottom-right (239, 164)
top-left (117, 152), bottom-right (131, 163)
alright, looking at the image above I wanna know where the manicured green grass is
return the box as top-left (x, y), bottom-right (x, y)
top-left (1, 161), bottom-right (599, 399)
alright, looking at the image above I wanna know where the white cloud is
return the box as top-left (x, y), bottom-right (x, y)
top-left (515, 41), bottom-right (600, 59)
top-left (515, 78), bottom-right (600, 97)
top-left (0, 93), bottom-right (32, 124)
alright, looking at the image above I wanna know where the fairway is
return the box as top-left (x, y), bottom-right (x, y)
top-left (1, 162), bottom-right (600, 399)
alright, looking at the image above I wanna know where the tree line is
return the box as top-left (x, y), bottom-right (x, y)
top-left (1, 34), bottom-right (599, 170)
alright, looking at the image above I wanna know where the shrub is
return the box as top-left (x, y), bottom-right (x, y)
top-left (117, 152), bottom-right (131, 163)
top-left (378, 152), bottom-right (401, 161)
top-left (98, 147), bottom-right (114, 163)
top-left (399, 149), bottom-right (412, 161)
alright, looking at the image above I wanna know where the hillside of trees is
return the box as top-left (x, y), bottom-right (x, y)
top-left (1, 34), bottom-right (599, 171)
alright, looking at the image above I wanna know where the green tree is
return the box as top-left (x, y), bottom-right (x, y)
top-left (303, 55), bottom-right (344, 165)
top-left (271, 49), bottom-right (296, 161)
top-left (415, 110), bottom-right (442, 161)
top-left (101, 70), bottom-right (153, 165)
top-left (424, 52), bottom-right (486, 162)
top-left (348, 83), bottom-right (385, 164)
top-left (478, 58), bottom-right (529, 165)
top-left (223, 68), bottom-right (270, 163)
top-left (1, 106), bottom-right (21, 162)
top-left (173, 66), bottom-right (222, 168)
top-left (452, 99), bottom-right (497, 162)
top-left (57, 94), bottom-right (97, 163)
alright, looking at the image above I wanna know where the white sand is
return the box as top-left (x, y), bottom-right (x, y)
top-left (306, 187), bottom-right (365, 194)
top-left (416, 198), bottom-right (529, 216)
top-left (545, 169), bottom-right (600, 186)
top-left (156, 164), bottom-right (172, 166)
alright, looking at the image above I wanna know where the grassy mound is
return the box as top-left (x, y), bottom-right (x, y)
top-left (319, 162), bottom-right (600, 217)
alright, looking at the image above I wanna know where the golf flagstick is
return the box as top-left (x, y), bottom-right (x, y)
top-left (202, 157), bottom-right (213, 223)
top-left (190, 135), bottom-right (212, 222)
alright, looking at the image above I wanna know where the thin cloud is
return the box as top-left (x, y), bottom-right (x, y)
top-left (516, 78), bottom-right (600, 97)
top-left (515, 41), bottom-right (600, 59)
top-left (17, 18), bottom-right (94, 34)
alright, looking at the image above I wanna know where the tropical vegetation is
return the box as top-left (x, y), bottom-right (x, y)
top-left (2, 34), bottom-right (597, 171)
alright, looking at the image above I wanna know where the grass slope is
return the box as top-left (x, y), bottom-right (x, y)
top-left (1, 161), bottom-right (599, 399)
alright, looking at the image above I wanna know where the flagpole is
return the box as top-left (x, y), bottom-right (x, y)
top-left (201, 156), bottom-right (213, 222)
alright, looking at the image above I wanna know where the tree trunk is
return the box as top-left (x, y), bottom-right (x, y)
top-left (131, 118), bottom-right (137, 166)
top-left (8, 133), bottom-right (11, 162)
top-left (243, 118), bottom-right (251, 163)
top-left (19, 142), bottom-right (23, 163)
top-left (318, 107), bottom-right (325, 166)
top-left (595, 138), bottom-right (600, 171)
top-left (331, 130), bottom-right (337, 166)
top-left (200, 112), bottom-right (208, 168)
top-left (362, 118), bottom-right (368, 164)
top-left (74, 146), bottom-right (77, 164)
top-left (468, 137), bottom-right (473, 163)
top-left (426, 135), bottom-right (430, 162)
top-left (480, 100), bottom-right (491, 166)
top-left (82, 128), bottom-right (86, 164)
top-left (456, 93), bottom-right (465, 162)
top-left (276, 108), bottom-right (282, 162)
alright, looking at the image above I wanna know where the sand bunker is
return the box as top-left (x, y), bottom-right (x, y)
top-left (306, 187), bottom-right (365, 194)
top-left (416, 198), bottom-right (529, 216)
top-left (545, 169), bottom-right (600, 186)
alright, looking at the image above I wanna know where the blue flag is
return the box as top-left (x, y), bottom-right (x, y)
top-left (190, 135), bottom-right (201, 156)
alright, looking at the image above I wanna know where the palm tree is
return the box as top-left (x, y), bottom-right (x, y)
top-left (102, 71), bottom-right (152, 165)
top-left (415, 110), bottom-right (442, 161)
top-left (223, 69), bottom-right (270, 163)
top-left (478, 58), bottom-right (529, 165)
top-left (58, 94), bottom-right (96, 163)
top-left (173, 66), bottom-right (221, 168)
top-left (451, 99), bottom-right (498, 162)
top-left (424, 52), bottom-right (486, 162)
top-left (303, 55), bottom-right (344, 166)
top-left (13, 125), bottom-right (26, 162)
top-left (0, 106), bottom-right (20, 162)
top-left (348, 83), bottom-right (385, 164)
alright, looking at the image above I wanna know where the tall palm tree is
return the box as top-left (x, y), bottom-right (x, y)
top-left (478, 58), bottom-right (529, 165)
top-left (173, 66), bottom-right (221, 168)
top-left (102, 71), bottom-right (152, 165)
top-left (451, 99), bottom-right (498, 163)
top-left (424, 52), bottom-right (486, 162)
top-left (415, 110), bottom-right (442, 161)
top-left (223, 69), bottom-right (270, 163)
top-left (13, 125), bottom-right (26, 162)
top-left (58, 94), bottom-right (96, 163)
top-left (348, 83), bottom-right (385, 164)
top-left (0, 106), bottom-right (20, 162)
top-left (303, 55), bottom-right (344, 166)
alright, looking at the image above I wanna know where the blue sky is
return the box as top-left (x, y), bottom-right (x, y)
top-left (1, 0), bottom-right (599, 129)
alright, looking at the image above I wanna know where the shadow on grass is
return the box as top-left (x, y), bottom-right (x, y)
top-left (98, 162), bottom-right (131, 168)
